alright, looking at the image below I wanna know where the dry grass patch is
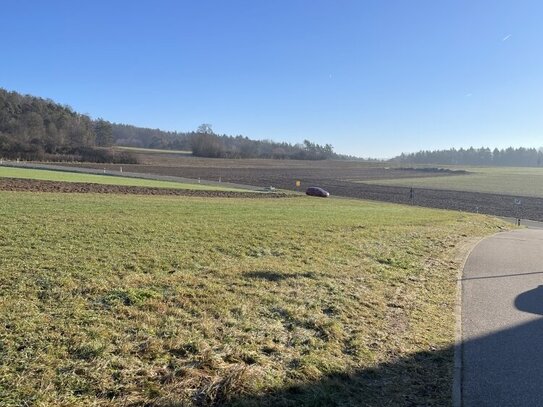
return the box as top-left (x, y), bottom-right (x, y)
top-left (0, 192), bottom-right (508, 406)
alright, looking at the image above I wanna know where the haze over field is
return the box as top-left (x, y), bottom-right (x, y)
top-left (1, 1), bottom-right (542, 157)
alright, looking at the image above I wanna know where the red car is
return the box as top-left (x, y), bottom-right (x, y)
top-left (306, 186), bottom-right (330, 197)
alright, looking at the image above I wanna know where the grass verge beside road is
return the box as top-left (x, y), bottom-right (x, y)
top-left (0, 192), bottom-right (508, 406)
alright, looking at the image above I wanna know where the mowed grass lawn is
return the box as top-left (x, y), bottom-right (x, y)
top-left (0, 192), bottom-right (506, 406)
top-left (366, 166), bottom-right (543, 198)
top-left (0, 167), bottom-right (246, 192)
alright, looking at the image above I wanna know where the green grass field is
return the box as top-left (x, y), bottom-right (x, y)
top-left (115, 146), bottom-right (193, 155)
top-left (0, 166), bottom-right (246, 192)
top-left (365, 166), bottom-right (543, 197)
top-left (0, 191), bottom-right (507, 406)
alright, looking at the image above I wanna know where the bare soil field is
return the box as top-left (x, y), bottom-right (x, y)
top-left (61, 157), bottom-right (456, 186)
top-left (60, 156), bottom-right (542, 221)
top-left (0, 178), bottom-right (288, 198)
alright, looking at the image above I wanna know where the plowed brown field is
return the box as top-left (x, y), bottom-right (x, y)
top-left (0, 177), bottom-right (288, 198)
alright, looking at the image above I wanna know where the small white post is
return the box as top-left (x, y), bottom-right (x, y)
top-left (120, 166), bottom-right (123, 173)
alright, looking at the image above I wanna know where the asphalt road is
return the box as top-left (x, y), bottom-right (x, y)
top-left (461, 228), bottom-right (543, 406)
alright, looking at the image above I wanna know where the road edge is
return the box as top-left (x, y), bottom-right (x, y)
top-left (452, 234), bottom-right (492, 407)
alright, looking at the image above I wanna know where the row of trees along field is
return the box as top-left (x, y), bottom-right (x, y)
top-left (395, 147), bottom-right (543, 167)
top-left (190, 124), bottom-right (336, 159)
top-left (113, 122), bottom-right (338, 160)
top-left (0, 89), bottom-right (135, 163)
top-left (112, 123), bottom-right (192, 151)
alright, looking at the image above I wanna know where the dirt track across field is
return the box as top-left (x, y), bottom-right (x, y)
top-left (0, 178), bottom-right (289, 198)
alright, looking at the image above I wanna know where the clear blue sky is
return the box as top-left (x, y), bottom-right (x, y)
top-left (1, 1), bottom-right (542, 158)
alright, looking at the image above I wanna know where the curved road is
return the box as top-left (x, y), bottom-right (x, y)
top-left (461, 227), bottom-right (543, 406)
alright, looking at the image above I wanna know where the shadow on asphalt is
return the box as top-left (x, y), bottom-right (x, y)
top-left (460, 286), bottom-right (543, 405)
top-left (461, 270), bottom-right (543, 281)
top-left (461, 314), bottom-right (543, 405)
top-left (515, 285), bottom-right (543, 315)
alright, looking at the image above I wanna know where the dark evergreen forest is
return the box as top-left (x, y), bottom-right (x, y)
top-left (394, 147), bottom-right (543, 167)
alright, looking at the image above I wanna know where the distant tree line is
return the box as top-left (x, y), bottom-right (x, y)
top-left (111, 123), bottom-right (193, 151)
top-left (1, 88), bottom-right (339, 161)
top-left (112, 122), bottom-right (338, 160)
top-left (394, 147), bottom-right (543, 167)
top-left (0, 88), bottom-right (135, 163)
top-left (190, 124), bottom-right (336, 159)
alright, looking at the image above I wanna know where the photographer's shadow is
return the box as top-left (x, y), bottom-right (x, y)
top-left (515, 284), bottom-right (543, 315)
